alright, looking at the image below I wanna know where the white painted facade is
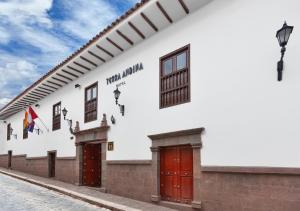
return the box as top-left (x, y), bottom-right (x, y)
top-left (1, 0), bottom-right (300, 167)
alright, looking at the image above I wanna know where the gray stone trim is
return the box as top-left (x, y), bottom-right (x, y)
top-left (106, 160), bottom-right (151, 165)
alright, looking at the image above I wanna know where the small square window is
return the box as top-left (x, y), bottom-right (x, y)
top-left (87, 89), bottom-right (92, 101)
top-left (92, 87), bottom-right (97, 99)
top-left (163, 58), bottom-right (173, 76)
top-left (176, 52), bottom-right (187, 70)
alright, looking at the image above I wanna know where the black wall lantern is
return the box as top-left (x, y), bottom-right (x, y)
top-left (113, 87), bottom-right (125, 116)
top-left (10, 127), bottom-right (17, 139)
top-left (9, 127), bottom-right (13, 136)
top-left (34, 128), bottom-right (41, 135)
top-left (62, 107), bottom-right (74, 134)
top-left (276, 21), bottom-right (294, 81)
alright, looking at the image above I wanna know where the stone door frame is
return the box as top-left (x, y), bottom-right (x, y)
top-left (73, 114), bottom-right (110, 190)
top-left (148, 127), bottom-right (204, 209)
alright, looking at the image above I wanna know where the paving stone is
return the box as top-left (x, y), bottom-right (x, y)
top-left (0, 168), bottom-right (175, 211)
top-left (0, 173), bottom-right (109, 211)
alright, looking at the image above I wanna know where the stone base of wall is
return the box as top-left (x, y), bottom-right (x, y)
top-left (2, 152), bottom-right (300, 211)
top-left (10, 155), bottom-right (49, 177)
top-left (106, 160), bottom-right (153, 202)
top-left (0, 153), bottom-right (76, 184)
top-left (0, 154), bottom-right (8, 168)
top-left (200, 167), bottom-right (300, 211)
top-left (56, 157), bottom-right (77, 184)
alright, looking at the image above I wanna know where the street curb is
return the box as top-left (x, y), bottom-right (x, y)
top-left (0, 170), bottom-right (140, 211)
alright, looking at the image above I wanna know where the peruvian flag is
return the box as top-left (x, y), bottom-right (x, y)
top-left (29, 106), bottom-right (38, 120)
top-left (27, 106), bottom-right (38, 133)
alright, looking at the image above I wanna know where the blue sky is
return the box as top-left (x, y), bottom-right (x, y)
top-left (0, 0), bottom-right (138, 108)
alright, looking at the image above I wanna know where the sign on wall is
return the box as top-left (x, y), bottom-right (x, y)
top-left (106, 62), bottom-right (143, 85)
top-left (108, 142), bottom-right (114, 151)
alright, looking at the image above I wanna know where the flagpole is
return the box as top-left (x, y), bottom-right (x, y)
top-left (38, 117), bottom-right (49, 132)
top-left (34, 122), bottom-right (43, 134)
top-left (27, 106), bottom-right (49, 132)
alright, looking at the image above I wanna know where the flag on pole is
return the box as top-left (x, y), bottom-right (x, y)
top-left (28, 121), bottom-right (35, 132)
top-left (24, 106), bottom-right (49, 133)
top-left (29, 106), bottom-right (38, 120)
top-left (24, 111), bottom-right (29, 130)
top-left (24, 106), bottom-right (38, 133)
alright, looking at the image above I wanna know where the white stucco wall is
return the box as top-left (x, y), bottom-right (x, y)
top-left (1, 0), bottom-right (300, 167)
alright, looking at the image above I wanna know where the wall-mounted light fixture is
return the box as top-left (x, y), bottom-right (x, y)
top-left (111, 115), bottom-right (116, 124)
top-left (75, 84), bottom-right (81, 89)
top-left (34, 128), bottom-right (42, 135)
top-left (10, 127), bottom-right (17, 139)
top-left (113, 87), bottom-right (125, 116)
top-left (276, 21), bottom-right (294, 81)
top-left (35, 104), bottom-right (40, 108)
top-left (9, 127), bottom-right (13, 135)
top-left (62, 107), bottom-right (74, 134)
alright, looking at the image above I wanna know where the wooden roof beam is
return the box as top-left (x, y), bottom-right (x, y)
top-left (61, 69), bottom-right (79, 78)
top-left (96, 45), bottom-right (114, 57)
top-left (56, 73), bottom-right (73, 82)
top-left (128, 21), bottom-right (145, 39)
top-left (106, 37), bottom-right (124, 52)
top-left (80, 56), bottom-right (98, 67)
top-left (67, 65), bottom-right (85, 75)
top-left (88, 51), bottom-right (106, 63)
top-left (47, 80), bottom-right (63, 87)
top-left (35, 88), bottom-right (52, 95)
top-left (141, 12), bottom-right (158, 32)
top-left (178, 0), bottom-right (189, 14)
top-left (42, 83), bottom-right (58, 90)
top-left (31, 91), bottom-right (47, 97)
top-left (116, 30), bottom-right (134, 46)
top-left (156, 2), bottom-right (173, 23)
top-left (73, 61), bottom-right (91, 71)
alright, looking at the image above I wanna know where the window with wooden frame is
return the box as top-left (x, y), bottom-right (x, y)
top-left (52, 102), bottom-right (61, 131)
top-left (85, 82), bottom-right (98, 123)
top-left (23, 119), bottom-right (28, 139)
top-left (7, 123), bottom-right (11, 141)
top-left (160, 44), bottom-right (190, 108)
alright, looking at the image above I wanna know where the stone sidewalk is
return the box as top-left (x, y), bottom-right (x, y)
top-left (0, 168), bottom-right (176, 211)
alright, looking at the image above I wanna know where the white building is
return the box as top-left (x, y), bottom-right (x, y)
top-left (1, 0), bottom-right (300, 210)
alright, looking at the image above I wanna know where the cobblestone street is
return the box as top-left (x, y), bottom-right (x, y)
top-left (0, 174), bottom-right (109, 211)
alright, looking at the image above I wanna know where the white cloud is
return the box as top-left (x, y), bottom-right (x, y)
top-left (127, 0), bottom-right (140, 5)
top-left (0, 0), bottom-right (71, 65)
top-left (0, 60), bottom-right (40, 83)
top-left (20, 27), bottom-right (71, 53)
top-left (59, 0), bottom-right (118, 40)
top-left (0, 26), bottom-right (10, 44)
top-left (0, 98), bottom-right (11, 109)
top-left (0, 0), bottom-right (53, 27)
top-left (0, 56), bottom-right (41, 108)
top-left (0, 0), bottom-right (138, 109)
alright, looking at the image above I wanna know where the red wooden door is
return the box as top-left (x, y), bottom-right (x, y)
top-left (83, 144), bottom-right (101, 186)
top-left (160, 145), bottom-right (193, 204)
